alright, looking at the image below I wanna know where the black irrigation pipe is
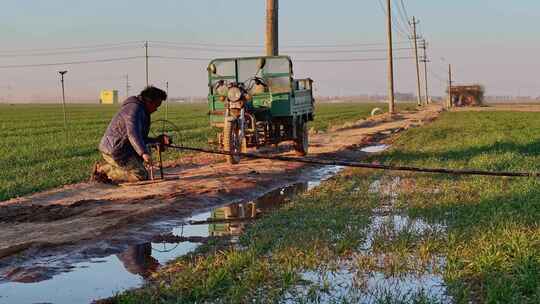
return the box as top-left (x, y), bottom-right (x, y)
top-left (166, 144), bottom-right (540, 178)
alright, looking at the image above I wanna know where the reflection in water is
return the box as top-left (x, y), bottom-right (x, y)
top-left (0, 166), bottom-right (339, 304)
top-left (209, 183), bottom-right (308, 238)
top-left (116, 243), bottom-right (160, 279)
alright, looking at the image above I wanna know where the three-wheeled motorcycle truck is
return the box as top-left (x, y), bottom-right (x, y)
top-left (207, 56), bottom-right (315, 164)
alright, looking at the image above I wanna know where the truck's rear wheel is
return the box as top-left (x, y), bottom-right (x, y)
top-left (223, 119), bottom-right (242, 164)
top-left (294, 121), bottom-right (308, 156)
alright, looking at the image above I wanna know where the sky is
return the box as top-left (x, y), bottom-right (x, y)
top-left (0, 0), bottom-right (539, 102)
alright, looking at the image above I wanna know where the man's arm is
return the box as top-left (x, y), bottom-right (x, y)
top-left (123, 105), bottom-right (150, 157)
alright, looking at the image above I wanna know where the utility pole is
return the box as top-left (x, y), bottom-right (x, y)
top-left (411, 16), bottom-right (422, 106)
top-left (266, 0), bottom-right (279, 56)
top-left (58, 70), bottom-right (68, 139)
top-left (125, 74), bottom-right (130, 98)
top-left (448, 64), bottom-right (453, 108)
top-left (165, 81), bottom-right (169, 120)
top-left (420, 40), bottom-right (430, 104)
top-left (386, 0), bottom-right (395, 114)
top-left (144, 41), bottom-right (149, 86)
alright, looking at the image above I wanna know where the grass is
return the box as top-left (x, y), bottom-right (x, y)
top-left (0, 101), bottom-right (408, 201)
top-left (374, 111), bottom-right (540, 303)
top-left (111, 173), bottom-right (377, 304)
top-left (111, 110), bottom-right (540, 303)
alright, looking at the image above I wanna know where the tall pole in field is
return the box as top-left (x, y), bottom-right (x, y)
top-left (165, 81), bottom-right (169, 120)
top-left (144, 41), bottom-right (149, 86)
top-left (411, 16), bottom-right (422, 106)
top-left (125, 74), bottom-right (130, 98)
top-left (448, 64), bottom-right (453, 108)
top-left (386, 0), bottom-right (396, 114)
top-left (266, 0), bottom-right (279, 56)
top-left (421, 40), bottom-right (430, 104)
top-left (58, 70), bottom-right (68, 139)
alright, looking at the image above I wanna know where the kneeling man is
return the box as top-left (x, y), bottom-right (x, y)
top-left (95, 86), bottom-right (168, 183)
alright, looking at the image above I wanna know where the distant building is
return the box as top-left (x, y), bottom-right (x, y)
top-left (99, 90), bottom-right (118, 104)
top-left (449, 85), bottom-right (485, 107)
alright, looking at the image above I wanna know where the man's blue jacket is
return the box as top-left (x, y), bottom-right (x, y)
top-left (99, 96), bottom-right (151, 161)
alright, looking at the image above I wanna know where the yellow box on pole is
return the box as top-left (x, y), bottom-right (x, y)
top-left (99, 90), bottom-right (118, 104)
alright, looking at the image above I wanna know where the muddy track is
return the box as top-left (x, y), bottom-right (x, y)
top-left (0, 105), bottom-right (442, 267)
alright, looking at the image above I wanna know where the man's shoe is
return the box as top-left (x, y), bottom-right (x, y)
top-left (90, 162), bottom-right (114, 184)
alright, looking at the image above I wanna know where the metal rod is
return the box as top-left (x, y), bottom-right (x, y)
top-left (158, 145), bottom-right (164, 180)
top-left (149, 160), bottom-right (154, 181)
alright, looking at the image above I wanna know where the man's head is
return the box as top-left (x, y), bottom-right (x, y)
top-left (139, 86), bottom-right (167, 113)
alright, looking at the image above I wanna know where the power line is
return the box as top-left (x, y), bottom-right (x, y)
top-left (0, 56), bottom-right (144, 69)
top-left (392, 0), bottom-right (412, 36)
top-left (296, 56), bottom-right (414, 63)
top-left (0, 45), bottom-right (137, 58)
top-left (152, 44), bottom-right (414, 54)
top-left (150, 55), bottom-right (209, 62)
top-left (151, 55), bottom-right (415, 63)
top-left (377, 0), bottom-right (410, 40)
top-left (399, 0), bottom-right (411, 25)
top-left (150, 40), bottom-right (412, 49)
top-left (0, 41), bottom-right (142, 54)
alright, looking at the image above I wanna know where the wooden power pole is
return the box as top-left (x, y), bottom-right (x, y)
top-left (448, 64), bottom-right (453, 108)
top-left (421, 40), bottom-right (430, 104)
top-left (144, 41), bottom-right (149, 86)
top-left (58, 70), bottom-right (68, 140)
top-left (266, 0), bottom-right (279, 56)
top-left (411, 16), bottom-right (422, 106)
top-left (386, 0), bottom-right (395, 114)
top-left (125, 74), bottom-right (130, 98)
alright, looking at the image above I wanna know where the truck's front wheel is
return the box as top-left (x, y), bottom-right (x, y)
top-left (223, 119), bottom-right (242, 164)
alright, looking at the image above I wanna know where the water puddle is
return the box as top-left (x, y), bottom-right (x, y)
top-left (0, 165), bottom-right (343, 304)
top-left (287, 175), bottom-right (451, 303)
top-left (0, 146), bottom-right (390, 303)
top-left (288, 265), bottom-right (450, 303)
top-left (360, 144), bottom-right (390, 154)
top-left (288, 213), bottom-right (450, 303)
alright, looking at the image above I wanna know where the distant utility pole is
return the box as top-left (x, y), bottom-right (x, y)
top-left (165, 81), bottom-right (169, 120)
top-left (125, 74), bottom-right (130, 98)
top-left (144, 41), bottom-right (149, 86)
top-left (58, 70), bottom-right (68, 139)
top-left (266, 0), bottom-right (279, 56)
top-left (448, 64), bottom-right (453, 108)
top-left (410, 16), bottom-right (422, 106)
top-left (420, 40), bottom-right (430, 104)
top-left (386, 0), bottom-right (395, 114)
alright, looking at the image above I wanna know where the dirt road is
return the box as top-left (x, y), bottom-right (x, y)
top-left (0, 105), bottom-right (442, 278)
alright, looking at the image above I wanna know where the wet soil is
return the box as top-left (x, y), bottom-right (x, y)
top-left (0, 105), bottom-right (442, 282)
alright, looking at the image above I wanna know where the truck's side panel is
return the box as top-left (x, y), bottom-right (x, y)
top-left (291, 90), bottom-right (314, 117)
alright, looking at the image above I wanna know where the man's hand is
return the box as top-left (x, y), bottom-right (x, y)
top-left (157, 134), bottom-right (171, 146)
top-left (142, 153), bottom-right (153, 164)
